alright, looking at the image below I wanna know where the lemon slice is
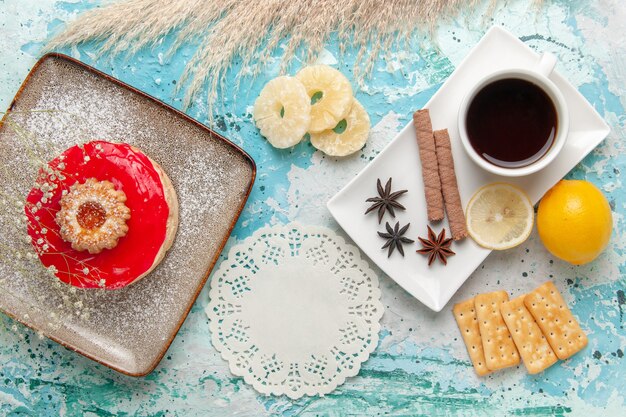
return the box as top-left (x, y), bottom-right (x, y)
top-left (466, 183), bottom-right (534, 250)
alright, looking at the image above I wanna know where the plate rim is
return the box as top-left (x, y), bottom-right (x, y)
top-left (0, 53), bottom-right (257, 377)
top-left (328, 26), bottom-right (610, 312)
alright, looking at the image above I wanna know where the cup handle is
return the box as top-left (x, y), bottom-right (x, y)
top-left (536, 52), bottom-right (557, 77)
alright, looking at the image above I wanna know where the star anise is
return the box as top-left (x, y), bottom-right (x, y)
top-left (378, 221), bottom-right (415, 257)
top-left (365, 178), bottom-right (408, 223)
top-left (417, 226), bottom-right (455, 266)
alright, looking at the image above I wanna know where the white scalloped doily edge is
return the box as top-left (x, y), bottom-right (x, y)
top-left (205, 223), bottom-right (383, 399)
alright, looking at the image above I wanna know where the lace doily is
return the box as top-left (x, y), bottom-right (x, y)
top-left (205, 223), bottom-right (383, 399)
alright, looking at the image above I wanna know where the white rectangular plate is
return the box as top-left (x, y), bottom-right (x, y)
top-left (327, 26), bottom-right (609, 312)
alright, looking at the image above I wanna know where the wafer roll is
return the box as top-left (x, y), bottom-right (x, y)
top-left (413, 109), bottom-right (444, 222)
top-left (434, 129), bottom-right (468, 240)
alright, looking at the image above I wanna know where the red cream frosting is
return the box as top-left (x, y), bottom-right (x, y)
top-left (25, 141), bottom-right (170, 289)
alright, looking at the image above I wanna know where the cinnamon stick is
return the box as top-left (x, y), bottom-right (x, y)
top-left (434, 129), bottom-right (468, 240)
top-left (413, 109), bottom-right (444, 222)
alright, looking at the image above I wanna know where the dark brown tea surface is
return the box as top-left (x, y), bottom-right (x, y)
top-left (466, 78), bottom-right (557, 168)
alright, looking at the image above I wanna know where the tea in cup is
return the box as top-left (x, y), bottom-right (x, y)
top-left (458, 53), bottom-right (569, 177)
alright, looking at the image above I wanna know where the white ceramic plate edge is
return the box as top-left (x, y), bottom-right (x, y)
top-left (328, 26), bottom-right (610, 312)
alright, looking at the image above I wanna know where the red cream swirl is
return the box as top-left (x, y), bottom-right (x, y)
top-left (25, 141), bottom-right (170, 289)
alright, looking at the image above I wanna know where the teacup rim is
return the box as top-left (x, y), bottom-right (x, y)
top-left (458, 68), bottom-right (569, 177)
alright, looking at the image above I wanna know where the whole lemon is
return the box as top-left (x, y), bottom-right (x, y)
top-left (537, 180), bottom-right (612, 265)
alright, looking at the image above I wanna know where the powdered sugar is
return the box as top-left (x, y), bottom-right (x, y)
top-left (0, 56), bottom-right (254, 374)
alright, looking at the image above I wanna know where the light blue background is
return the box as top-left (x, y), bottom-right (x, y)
top-left (0, 0), bottom-right (624, 415)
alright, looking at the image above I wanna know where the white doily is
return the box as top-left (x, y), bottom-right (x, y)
top-left (205, 223), bottom-right (383, 399)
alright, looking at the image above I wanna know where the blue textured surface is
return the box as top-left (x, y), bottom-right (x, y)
top-left (0, 0), bottom-right (624, 415)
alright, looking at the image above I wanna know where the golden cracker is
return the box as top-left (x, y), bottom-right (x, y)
top-left (524, 281), bottom-right (588, 360)
top-left (453, 298), bottom-right (491, 376)
top-left (475, 291), bottom-right (520, 370)
top-left (501, 296), bottom-right (558, 374)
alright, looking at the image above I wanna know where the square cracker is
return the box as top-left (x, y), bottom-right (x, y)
top-left (524, 281), bottom-right (588, 360)
top-left (501, 296), bottom-right (558, 374)
top-left (453, 298), bottom-right (491, 376)
top-left (475, 291), bottom-right (520, 370)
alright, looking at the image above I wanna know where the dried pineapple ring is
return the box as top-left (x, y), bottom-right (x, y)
top-left (253, 76), bottom-right (311, 149)
top-left (310, 99), bottom-right (370, 157)
top-left (296, 65), bottom-right (353, 133)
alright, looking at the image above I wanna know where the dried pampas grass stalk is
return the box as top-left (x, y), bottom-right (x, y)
top-left (47, 0), bottom-right (504, 116)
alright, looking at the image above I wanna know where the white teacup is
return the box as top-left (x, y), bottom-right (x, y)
top-left (457, 53), bottom-right (569, 177)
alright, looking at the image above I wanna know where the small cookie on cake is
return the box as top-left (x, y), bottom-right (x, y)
top-left (57, 178), bottom-right (131, 254)
top-left (26, 141), bottom-right (179, 289)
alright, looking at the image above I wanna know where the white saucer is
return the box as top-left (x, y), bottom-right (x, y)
top-left (327, 26), bottom-right (609, 312)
